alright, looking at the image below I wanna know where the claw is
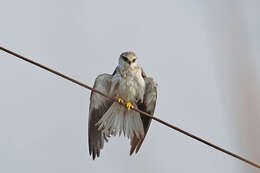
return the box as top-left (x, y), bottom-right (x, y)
top-left (117, 98), bottom-right (124, 103)
top-left (126, 102), bottom-right (134, 110)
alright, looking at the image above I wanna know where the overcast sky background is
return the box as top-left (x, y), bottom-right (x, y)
top-left (0, 1), bottom-right (259, 173)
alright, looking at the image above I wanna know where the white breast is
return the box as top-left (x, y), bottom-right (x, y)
top-left (114, 67), bottom-right (145, 102)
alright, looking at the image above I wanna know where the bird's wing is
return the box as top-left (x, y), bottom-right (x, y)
top-left (130, 76), bottom-right (157, 155)
top-left (88, 73), bottom-right (114, 160)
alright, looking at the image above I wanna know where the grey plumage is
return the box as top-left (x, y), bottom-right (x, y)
top-left (88, 51), bottom-right (157, 159)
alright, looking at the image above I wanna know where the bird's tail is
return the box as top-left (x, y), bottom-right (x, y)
top-left (96, 102), bottom-right (144, 140)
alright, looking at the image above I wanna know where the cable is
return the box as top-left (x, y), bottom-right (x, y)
top-left (1, 46), bottom-right (259, 169)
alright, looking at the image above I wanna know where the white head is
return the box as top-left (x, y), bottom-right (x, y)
top-left (118, 51), bottom-right (138, 69)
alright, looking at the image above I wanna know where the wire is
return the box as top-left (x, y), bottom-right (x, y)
top-left (1, 46), bottom-right (259, 169)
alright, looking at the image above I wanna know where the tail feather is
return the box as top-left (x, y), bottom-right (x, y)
top-left (96, 103), bottom-right (144, 140)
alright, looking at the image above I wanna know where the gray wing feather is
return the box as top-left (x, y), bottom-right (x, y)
top-left (88, 73), bottom-right (114, 160)
top-left (130, 77), bottom-right (157, 155)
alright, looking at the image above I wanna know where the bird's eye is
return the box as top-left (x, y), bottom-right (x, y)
top-left (132, 58), bottom-right (136, 63)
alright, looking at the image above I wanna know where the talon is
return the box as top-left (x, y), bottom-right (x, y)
top-left (126, 102), bottom-right (134, 110)
top-left (117, 98), bottom-right (124, 103)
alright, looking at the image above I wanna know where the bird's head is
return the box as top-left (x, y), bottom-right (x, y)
top-left (118, 51), bottom-right (138, 69)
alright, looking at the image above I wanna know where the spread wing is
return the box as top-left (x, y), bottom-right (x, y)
top-left (130, 76), bottom-right (157, 155)
top-left (88, 73), bottom-right (114, 160)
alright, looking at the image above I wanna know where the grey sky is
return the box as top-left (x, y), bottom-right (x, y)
top-left (0, 0), bottom-right (259, 173)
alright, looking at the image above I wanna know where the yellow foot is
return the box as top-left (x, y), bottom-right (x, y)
top-left (126, 102), bottom-right (134, 110)
top-left (117, 98), bottom-right (125, 103)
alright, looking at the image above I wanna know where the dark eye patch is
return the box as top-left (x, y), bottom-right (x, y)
top-left (122, 55), bottom-right (128, 62)
top-left (122, 55), bottom-right (131, 64)
top-left (132, 58), bottom-right (136, 63)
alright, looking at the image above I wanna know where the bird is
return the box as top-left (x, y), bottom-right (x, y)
top-left (88, 51), bottom-right (157, 160)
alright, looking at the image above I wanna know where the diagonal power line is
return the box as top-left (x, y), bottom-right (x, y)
top-left (0, 46), bottom-right (259, 169)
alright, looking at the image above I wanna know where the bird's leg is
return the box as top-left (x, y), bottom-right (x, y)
top-left (126, 102), bottom-right (134, 110)
top-left (117, 98), bottom-right (134, 110)
top-left (117, 98), bottom-right (125, 103)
